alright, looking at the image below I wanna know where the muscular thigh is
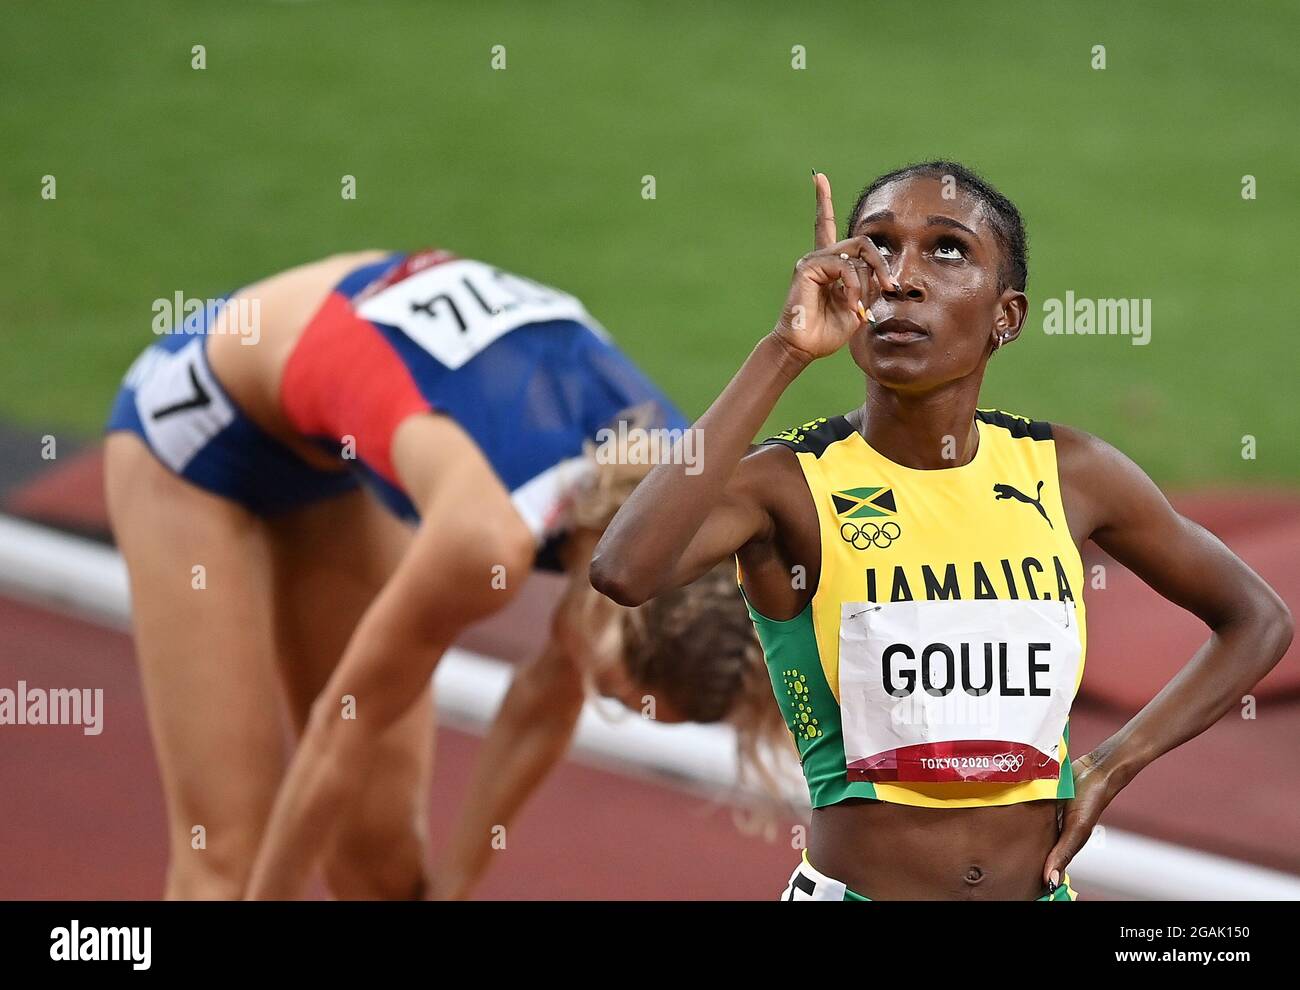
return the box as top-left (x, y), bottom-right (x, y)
top-left (264, 486), bottom-right (413, 724)
top-left (265, 487), bottom-right (434, 897)
top-left (104, 432), bottom-right (284, 896)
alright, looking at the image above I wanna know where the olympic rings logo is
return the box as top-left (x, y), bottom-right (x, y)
top-left (992, 753), bottom-right (1025, 773)
top-left (839, 521), bottom-right (901, 550)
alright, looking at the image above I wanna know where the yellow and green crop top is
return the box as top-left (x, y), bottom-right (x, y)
top-left (739, 409), bottom-right (1087, 810)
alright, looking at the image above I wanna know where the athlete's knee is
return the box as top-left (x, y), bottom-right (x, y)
top-left (323, 826), bottom-right (426, 900)
top-left (164, 846), bottom-right (253, 900)
top-left (162, 810), bottom-right (276, 893)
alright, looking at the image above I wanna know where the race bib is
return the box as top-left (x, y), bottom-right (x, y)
top-left (133, 337), bottom-right (236, 472)
top-left (838, 598), bottom-right (1081, 784)
top-left (355, 258), bottom-right (594, 369)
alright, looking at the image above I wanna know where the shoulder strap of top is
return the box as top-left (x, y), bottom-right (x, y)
top-left (975, 407), bottom-right (1053, 441)
top-left (761, 415), bottom-right (856, 457)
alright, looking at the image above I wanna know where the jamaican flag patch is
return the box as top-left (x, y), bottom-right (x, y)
top-left (831, 486), bottom-right (897, 518)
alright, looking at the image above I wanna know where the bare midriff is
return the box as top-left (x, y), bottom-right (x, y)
top-left (809, 797), bottom-right (1061, 900)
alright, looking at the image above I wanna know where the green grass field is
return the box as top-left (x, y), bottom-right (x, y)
top-left (2, 0), bottom-right (1296, 484)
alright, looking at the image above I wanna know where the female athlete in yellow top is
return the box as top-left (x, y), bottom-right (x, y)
top-left (591, 161), bottom-right (1293, 899)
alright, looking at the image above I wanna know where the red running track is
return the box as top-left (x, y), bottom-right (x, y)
top-left (3, 587), bottom-right (1299, 900)
top-left (0, 593), bottom-right (809, 900)
top-left (3, 448), bottom-right (1299, 897)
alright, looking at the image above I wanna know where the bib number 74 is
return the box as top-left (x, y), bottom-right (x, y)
top-left (355, 258), bottom-right (594, 369)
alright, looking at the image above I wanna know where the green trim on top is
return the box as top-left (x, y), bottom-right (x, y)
top-left (740, 590), bottom-right (878, 807)
top-left (1056, 720), bottom-right (1075, 798)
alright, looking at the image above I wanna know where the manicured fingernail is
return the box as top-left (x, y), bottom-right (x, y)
top-left (856, 301), bottom-right (868, 320)
top-left (1048, 869), bottom-right (1060, 891)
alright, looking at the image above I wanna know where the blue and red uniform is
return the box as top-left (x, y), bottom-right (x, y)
top-left (108, 249), bottom-right (686, 564)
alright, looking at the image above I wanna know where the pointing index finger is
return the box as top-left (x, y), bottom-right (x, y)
top-left (813, 170), bottom-right (838, 250)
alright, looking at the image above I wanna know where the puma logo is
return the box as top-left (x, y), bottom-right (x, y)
top-left (992, 480), bottom-right (1053, 529)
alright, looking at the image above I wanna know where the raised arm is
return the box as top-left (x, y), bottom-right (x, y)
top-left (590, 172), bottom-right (898, 605)
top-left (1043, 424), bottom-right (1294, 886)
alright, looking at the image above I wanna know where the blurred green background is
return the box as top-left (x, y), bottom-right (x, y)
top-left (2, 0), bottom-right (1296, 483)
